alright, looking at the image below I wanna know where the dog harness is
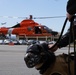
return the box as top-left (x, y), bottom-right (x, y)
top-left (42, 54), bottom-right (74, 75)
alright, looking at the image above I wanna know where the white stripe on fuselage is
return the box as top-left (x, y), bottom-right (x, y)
top-left (8, 28), bottom-right (14, 34)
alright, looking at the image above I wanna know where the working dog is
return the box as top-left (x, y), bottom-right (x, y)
top-left (24, 43), bottom-right (74, 75)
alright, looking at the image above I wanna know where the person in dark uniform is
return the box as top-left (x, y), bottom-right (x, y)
top-left (48, 0), bottom-right (76, 52)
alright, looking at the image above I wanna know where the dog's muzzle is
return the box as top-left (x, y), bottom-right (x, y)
top-left (24, 52), bottom-right (42, 68)
top-left (24, 43), bottom-right (48, 68)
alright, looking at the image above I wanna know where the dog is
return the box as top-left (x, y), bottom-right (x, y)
top-left (24, 43), bottom-right (74, 75)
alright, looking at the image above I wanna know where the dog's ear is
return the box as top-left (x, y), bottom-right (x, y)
top-left (41, 42), bottom-right (49, 51)
top-left (36, 42), bottom-right (49, 52)
top-left (32, 43), bottom-right (43, 53)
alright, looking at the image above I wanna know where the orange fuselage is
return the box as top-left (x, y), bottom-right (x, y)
top-left (0, 19), bottom-right (52, 36)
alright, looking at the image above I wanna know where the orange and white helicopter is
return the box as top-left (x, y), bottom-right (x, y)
top-left (0, 15), bottom-right (58, 44)
top-left (0, 15), bottom-right (58, 37)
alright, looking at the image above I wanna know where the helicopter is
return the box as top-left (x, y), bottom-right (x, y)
top-left (0, 15), bottom-right (58, 44)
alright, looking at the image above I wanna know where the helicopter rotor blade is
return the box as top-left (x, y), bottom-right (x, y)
top-left (0, 15), bottom-right (66, 19)
top-left (33, 16), bottom-right (65, 19)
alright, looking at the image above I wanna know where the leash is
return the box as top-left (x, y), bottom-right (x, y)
top-left (50, 17), bottom-right (68, 50)
top-left (50, 17), bottom-right (74, 75)
top-left (43, 17), bottom-right (75, 74)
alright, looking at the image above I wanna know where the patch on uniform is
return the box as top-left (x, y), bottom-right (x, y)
top-left (51, 72), bottom-right (62, 75)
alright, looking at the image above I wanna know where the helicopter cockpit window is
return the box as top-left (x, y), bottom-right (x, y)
top-left (27, 27), bottom-right (32, 31)
top-left (43, 26), bottom-right (49, 30)
top-left (44, 26), bottom-right (47, 29)
top-left (34, 26), bottom-right (42, 34)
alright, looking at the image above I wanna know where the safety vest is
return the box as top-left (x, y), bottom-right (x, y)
top-left (42, 54), bottom-right (74, 75)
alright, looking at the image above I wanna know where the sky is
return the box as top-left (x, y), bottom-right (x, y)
top-left (0, 0), bottom-right (69, 33)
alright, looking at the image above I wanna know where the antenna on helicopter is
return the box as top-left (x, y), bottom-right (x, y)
top-left (29, 15), bottom-right (33, 19)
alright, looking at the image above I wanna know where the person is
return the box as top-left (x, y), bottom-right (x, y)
top-left (48, 0), bottom-right (76, 52)
top-left (67, 0), bottom-right (76, 21)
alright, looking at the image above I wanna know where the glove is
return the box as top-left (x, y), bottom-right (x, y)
top-left (40, 42), bottom-right (58, 52)
top-left (69, 15), bottom-right (75, 22)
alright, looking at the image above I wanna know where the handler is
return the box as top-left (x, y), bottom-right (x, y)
top-left (48, 0), bottom-right (76, 52)
top-left (42, 1), bottom-right (76, 74)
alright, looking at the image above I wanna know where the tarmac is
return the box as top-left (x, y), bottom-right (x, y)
top-left (0, 45), bottom-right (74, 75)
top-left (0, 45), bottom-right (39, 75)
